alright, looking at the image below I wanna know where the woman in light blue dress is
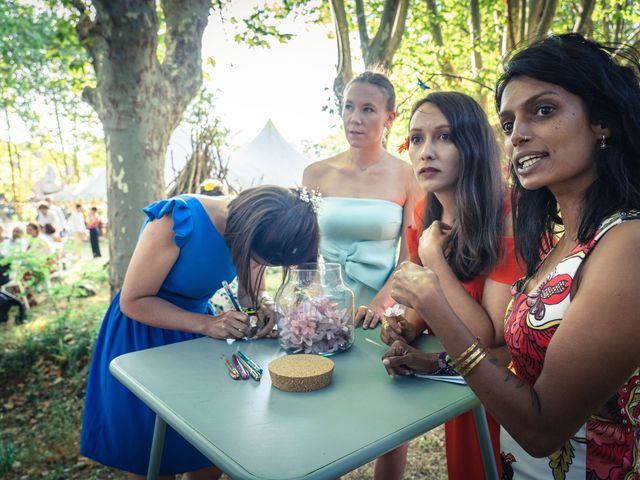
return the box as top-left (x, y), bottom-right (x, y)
top-left (303, 72), bottom-right (421, 328)
top-left (80, 186), bottom-right (319, 480)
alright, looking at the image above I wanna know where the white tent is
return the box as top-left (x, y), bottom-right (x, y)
top-left (228, 120), bottom-right (311, 188)
top-left (51, 168), bottom-right (106, 201)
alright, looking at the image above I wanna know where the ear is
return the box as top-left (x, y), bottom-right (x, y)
top-left (385, 111), bottom-right (397, 128)
top-left (591, 123), bottom-right (611, 140)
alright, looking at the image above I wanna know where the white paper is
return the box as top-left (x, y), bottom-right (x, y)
top-left (414, 374), bottom-right (466, 385)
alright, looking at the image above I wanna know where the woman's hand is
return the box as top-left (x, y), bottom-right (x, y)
top-left (380, 315), bottom-right (419, 345)
top-left (253, 303), bottom-right (278, 338)
top-left (391, 261), bottom-right (443, 313)
top-left (418, 220), bottom-right (451, 268)
top-left (382, 340), bottom-right (439, 378)
top-left (204, 310), bottom-right (251, 339)
top-left (355, 303), bottom-right (384, 329)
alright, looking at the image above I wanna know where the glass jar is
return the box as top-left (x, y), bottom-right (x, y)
top-left (275, 262), bottom-right (354, 356)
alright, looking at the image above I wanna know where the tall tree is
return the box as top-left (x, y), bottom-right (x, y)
top-left (69, 0), bottom-right (211, 293)
top-left (330, 0), bottom-right (409, 105)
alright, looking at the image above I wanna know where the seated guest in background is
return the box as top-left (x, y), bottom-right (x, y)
top-left (387, 33), bottom-right (640, 479)
top-left (25, 222), bottom-right (52, 256)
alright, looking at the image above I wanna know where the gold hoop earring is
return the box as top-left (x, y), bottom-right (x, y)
top-left (600, 135), bottom-right (607, 150)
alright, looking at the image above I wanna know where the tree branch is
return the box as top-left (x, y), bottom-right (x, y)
top-left (386, 0), bottom-right (408, 63)
top-left (506, 0), bottom-right (519, 49)
top-left (535, 0), bottom-right (559, 40)
top-left (573, 0), bottom-right (595, 36)
top-left (469, 0), bottom-right (483, 74)
top-left (355, 0), bottom-right (369, 50)
top-left (329, 0), bottom-right (352, 108)
top-left (426, 0), bottom-right (455, 74)
top-left (161, 0), bottom-right (211, 114)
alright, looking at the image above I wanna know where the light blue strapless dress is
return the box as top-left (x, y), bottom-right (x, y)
top-left (317, 197), bottom-right (403, 307)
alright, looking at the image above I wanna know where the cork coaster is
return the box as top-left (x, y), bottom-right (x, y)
top-left (268, 354), bottom-right (334, 392)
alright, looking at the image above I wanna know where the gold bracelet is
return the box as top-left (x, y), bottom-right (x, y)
top-left (459, 348), bottom-right (488, 377)
top-left (454, 345), bottom-right (485, 374)
top-left (450, 338), bottom-right (480, 369)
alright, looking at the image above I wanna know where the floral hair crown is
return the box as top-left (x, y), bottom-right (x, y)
top-left (295, 186), bottom-right (322, 214)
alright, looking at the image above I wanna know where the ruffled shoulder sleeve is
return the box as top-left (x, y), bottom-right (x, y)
top-left (142, 197), bottom-right (194, 248)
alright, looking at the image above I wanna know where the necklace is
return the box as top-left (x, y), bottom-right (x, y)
top-left (351, 158), bottom-right (380, 172)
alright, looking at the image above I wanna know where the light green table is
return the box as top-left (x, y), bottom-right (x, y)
top-left (109, 328), bottom-right (498, 480)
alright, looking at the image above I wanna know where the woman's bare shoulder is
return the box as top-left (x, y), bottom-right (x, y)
top-left (303, 153), bottom-right (347, 185)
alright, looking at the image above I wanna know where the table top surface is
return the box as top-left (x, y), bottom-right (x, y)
top-left (110, 328), bottom-right (478, 480)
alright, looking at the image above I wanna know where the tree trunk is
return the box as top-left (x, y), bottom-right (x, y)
top-left (3, 105), bottom-right (17, 201)
top-left (469, 0), bottom-right (483, 75)
top-left (426, 0), bottom-right (455, 74)
top-left (329, 0), bottom-right (353, 109)
top-left (73, 0), bottom-right (211, 295)
top-left (573, 0), bottom-right (596, 36)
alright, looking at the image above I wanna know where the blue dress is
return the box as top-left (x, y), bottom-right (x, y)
top-left (80, 196), bottom-right (236, 475)
top-left (317, 197), bottom-right (403, 307)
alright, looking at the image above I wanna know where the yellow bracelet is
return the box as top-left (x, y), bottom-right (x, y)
top-left (450, 338), bottom-right (480, 368)
top-left (459, 348), bottom-right (488, 377)
top-left (454, 345), bottom-right (485, 374)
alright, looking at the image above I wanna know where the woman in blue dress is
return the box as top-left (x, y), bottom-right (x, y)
top-left (303, 72), bottom-right (421, 328)
top-left (80, 186), bottom-right (319, 479)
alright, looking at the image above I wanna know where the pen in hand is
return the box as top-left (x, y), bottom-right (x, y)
top-left (222, 280), bottom-right (242, 312)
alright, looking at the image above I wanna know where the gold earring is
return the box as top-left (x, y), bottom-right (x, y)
top-left (600, 135), bottom-right (607, 150)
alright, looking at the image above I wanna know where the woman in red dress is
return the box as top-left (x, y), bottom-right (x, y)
top-left (376, 92), bottom-right (522, 480)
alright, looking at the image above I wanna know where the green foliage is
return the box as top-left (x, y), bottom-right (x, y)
top-left (0, 437), bottom-right (17, 475)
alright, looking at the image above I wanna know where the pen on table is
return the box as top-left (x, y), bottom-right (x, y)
top-left (365, 338), bottom-right (387, 349)
top-left (220, 354), bottom-right (241, 380)
top-left (237, 350), bottom-right (263, 374)
top-left (236, 355), bottom-right (261, 381)
top-left (232, 354), bottom-right (250, 380)
top-left (222, 280), bottom-right (242, 312)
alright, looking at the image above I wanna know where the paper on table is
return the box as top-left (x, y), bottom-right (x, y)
top-left (414, 374), bottom-right (466, 385)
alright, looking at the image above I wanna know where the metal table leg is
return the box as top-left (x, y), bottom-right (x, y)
top-left (472, 404), bottom-right (499, 480)
top-left (147, 414), bottom-right (167, 480)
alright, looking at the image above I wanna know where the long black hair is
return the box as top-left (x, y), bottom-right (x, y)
top-left (496, 33), bottom-right (640, 276)
top-left (224, 186), bottom-right (320, 305)
top-left (411, 92), bottom-right (504, 282)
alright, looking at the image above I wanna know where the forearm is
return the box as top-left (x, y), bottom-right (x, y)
top-left (120, 295), bottom-right (215, 337)
top-left (414, 297), bottom-right (571, 456)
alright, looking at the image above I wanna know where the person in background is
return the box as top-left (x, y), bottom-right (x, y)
top-left (199, 178), bottom-right (228, 197)
top-left (43, 197), bottom-right (67, 235)
top-left (86, 207), bottom-right (101, 258)
top-left (25, 222), bottom-right (52, 256)
top-left (388, 33), bottom-right (640, 479)
top-left (67, 204), bottom-right (88, 258)
top-left (7, 226), bottom-right (27, 253)
top-left (80, 186), bottom-right (320, 479)
top-left (303, 71), bottom-right (421, 328)
top-left (377, 92), bottom-right (522, 480)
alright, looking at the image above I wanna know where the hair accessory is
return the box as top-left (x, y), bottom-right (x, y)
top-left (296, 186), bottom-right (323, 214)
top-left (397, 136), bottom-right (410, 154)
top-left (600, 135), bottom-right (607, 150)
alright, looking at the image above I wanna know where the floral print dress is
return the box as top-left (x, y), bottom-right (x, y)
top-left (500, 211), bottom-right (640, 480)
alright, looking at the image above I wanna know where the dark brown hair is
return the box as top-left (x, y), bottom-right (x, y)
top-left (224, 186), bottom-right (320, 305)
top-left (410, 92), bottom-right (504, 281)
